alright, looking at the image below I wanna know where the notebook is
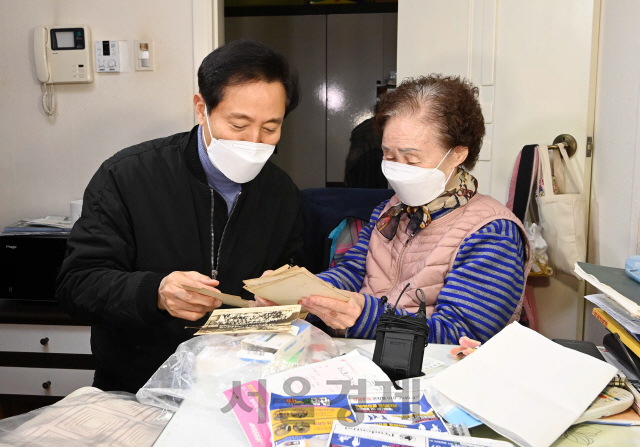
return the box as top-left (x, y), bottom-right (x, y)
top-left (602, 332), bottom-right (640, 377)
top-left (593, 308), bottom-right (640, 358)
top-left (430, 322), bottom-right (617, 447)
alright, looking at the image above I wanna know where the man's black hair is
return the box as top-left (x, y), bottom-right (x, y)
top-left (198, 39), bottom-right (300, 117)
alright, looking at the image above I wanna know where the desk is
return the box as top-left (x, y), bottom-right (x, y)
top-left (153, 340), bottom-right (456, 446)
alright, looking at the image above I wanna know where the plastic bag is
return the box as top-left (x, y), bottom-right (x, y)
top-left (0, 387), bottom-right (172, 447)
top-left (136, 321), bottom-right (340, 413)
top-left (526, 222), bottom-right (553, 276)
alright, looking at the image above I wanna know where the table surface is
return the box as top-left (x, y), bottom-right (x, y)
top-left (153, 339), bottom-right (455, 446)
top-left (153, 340), bottom-right (640, 447)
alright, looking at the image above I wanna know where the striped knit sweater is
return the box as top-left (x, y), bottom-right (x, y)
top-left (315, 200), bottom-right (526, 344)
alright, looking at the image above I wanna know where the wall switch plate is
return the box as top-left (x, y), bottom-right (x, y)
top-left (95, 40), bottom-right (120, 72)
top-left (135, 40), bottom-right (154, 71)
top-left (95, 41), bottom-right (129, 73)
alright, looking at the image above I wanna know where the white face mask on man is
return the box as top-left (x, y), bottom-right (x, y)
top-left (381, 149), bottom-right (454, 206)
top-left (202, 107), bottom-right (276, 184)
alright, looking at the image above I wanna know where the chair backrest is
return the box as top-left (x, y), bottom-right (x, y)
top-left (301, 187), bottom-right (394, 273)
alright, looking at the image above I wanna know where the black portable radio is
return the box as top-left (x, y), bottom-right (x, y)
top-left (372, 284), bottom-right (430, 382)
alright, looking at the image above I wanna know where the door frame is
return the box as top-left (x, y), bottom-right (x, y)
top-left (192, 0), bottom-right (225, 124)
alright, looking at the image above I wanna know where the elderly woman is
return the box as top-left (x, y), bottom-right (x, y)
top-left (259, 75), bottom-right (531, 346)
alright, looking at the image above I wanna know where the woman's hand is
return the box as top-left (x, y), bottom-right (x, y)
top-left (249, 270), bottom-right (278, 307)
top-left (299, 291), bottom-right (365, 330)
top-left (450, 336), bottom-right (481, 358)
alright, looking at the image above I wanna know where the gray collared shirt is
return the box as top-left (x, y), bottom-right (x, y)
top-left (197, 125), bottom-right (242, 215)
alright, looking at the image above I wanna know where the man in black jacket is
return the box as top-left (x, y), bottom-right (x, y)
top-left (56, 40), bottom-right (303, 393)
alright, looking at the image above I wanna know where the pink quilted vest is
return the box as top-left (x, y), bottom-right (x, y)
top-left (360, 194), bottom-right (532, 319)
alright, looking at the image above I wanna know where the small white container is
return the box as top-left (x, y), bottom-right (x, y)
top-left (70, 200), bottom-right (83, 225)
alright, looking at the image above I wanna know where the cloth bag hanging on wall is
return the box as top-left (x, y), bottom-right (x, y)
top-left (507, 144), bottom-right (553, 277)
top-left (536, 143), bottom-right (587, 275)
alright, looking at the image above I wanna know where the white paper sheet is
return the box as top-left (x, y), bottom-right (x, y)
top-left (266, 351), bottom-right (390, 396)
top-left (430, 323), bottom-right (617, 447)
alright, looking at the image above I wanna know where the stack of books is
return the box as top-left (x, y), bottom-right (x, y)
top-left (575, 262), bottom-right (640, 415)
top-left (2, 216), bottom-right (72, 236)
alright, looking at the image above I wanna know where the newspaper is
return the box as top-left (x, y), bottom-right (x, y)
top-left (25, 216), bottom-right (73, 229)
top-left (2, 218), bottom-right (71, 236)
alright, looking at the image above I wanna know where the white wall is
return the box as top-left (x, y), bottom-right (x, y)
top-left (492, 1), bottom-right (597, 341)
top-left (397, 0), bottom-right (598, 340)
top-left (0, 0), bottom-right (197, 228)
top-left (583, 0), bottom-right (640, 343)
top-left (590, 0), bottom-right (640, 267)
top-left (397, 0), bottom-right (594, 204)
top-left (397, 0), bottom-right (493, 195)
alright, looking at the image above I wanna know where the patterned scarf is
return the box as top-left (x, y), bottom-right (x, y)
top-left (376, 169), bottom-right (478, 240)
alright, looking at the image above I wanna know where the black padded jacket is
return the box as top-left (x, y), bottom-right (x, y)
top-left (56, 126), bottom-right (303, 393)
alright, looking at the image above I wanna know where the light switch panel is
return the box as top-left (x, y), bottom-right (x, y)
top-left (135, 40), bottom-right (154, 71)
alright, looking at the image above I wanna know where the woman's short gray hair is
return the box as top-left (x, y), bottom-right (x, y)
top-left (374, 74), bottom-right (485, 170)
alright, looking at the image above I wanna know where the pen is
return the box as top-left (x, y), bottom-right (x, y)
top-left (613, 333), bottom-right (640, 380)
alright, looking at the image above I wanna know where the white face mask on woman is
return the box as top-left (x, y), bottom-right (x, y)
top-left (203, 107), bottom-right (276, 184)
top-left (381, 149), bottom-right (454, 206)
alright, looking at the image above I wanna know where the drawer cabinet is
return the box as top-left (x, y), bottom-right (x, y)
top-left (0, 324), bottom-right (91, 354)
top-left (0, 322), bottom-right (94, 398)
top-left (0, 367), bottom-right (94, 397)
top-left (0, 294), bottom-right (95, 416)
